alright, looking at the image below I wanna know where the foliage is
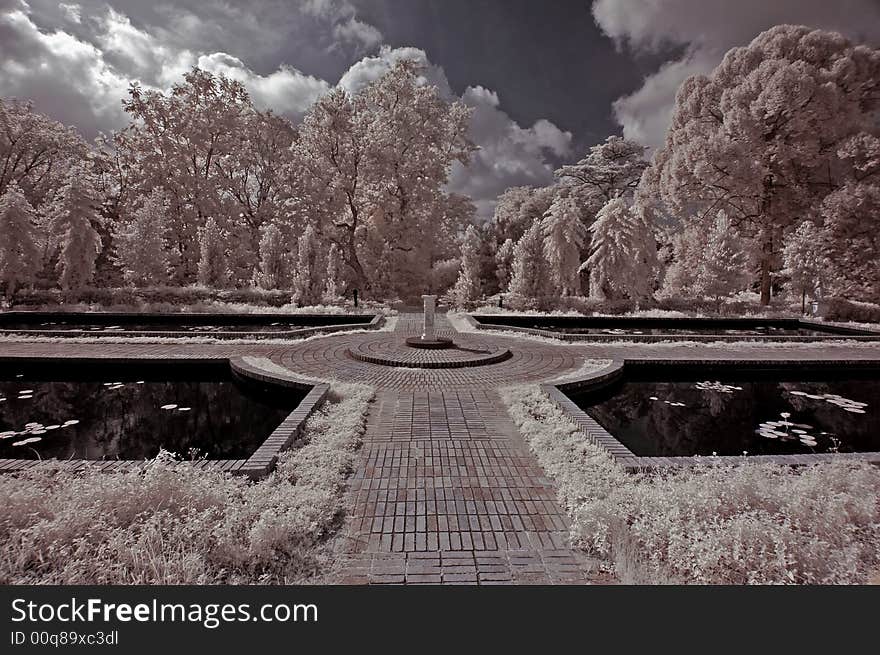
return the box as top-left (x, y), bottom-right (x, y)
top-left (451, 224), bottom-right (482, 306)
top-left (0, 182), bottom-right (41, 297)
top-left (541, 193), bottom-right (588, 296)
top-left (47, 168), bottom-right (103, 291)
top-left (649, 25), bottom-right (880, 304)
top-left (197, 217), bottom-right (229, 288)
top-left (291, 224), bottom-right (324, 306)
top-left (782, 220), bottom-right (828, 308)
top-left (507, 220), bottom-right (550, 308)
top-left (502, 384), bottom-right (880, 585)
top-left (0, 384), bottom-right (373, 584)
top-left (114, 188), bottom-right (171, 287)
top-left (256, 223), bottom-right (289, 290)
top-left (586, 196), bottom-right (655, 301)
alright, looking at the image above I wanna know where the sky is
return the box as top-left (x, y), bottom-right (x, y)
top-left (2, 0), bottom-right (880, 217)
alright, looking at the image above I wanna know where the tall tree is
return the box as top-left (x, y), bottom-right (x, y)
top-left (115, 68), bottom-right (256, 282)
top-left (695, 212), bottom-right (750, 308)
top-left (47, 169), bottom-right (103, 291)
top-left (0, 182), bottom-right (41, 297)
top-left (492, 185), bottom-right (556, 246)
top-left (651, 25), bottom-right (880, 304)
top-left (294, 60), bottom-right (475, 297)
top-left (587, 196), bottom-right (655, 301)
top-left (323, 242), bottom-right (346, 303)
top-left (495, 238), bottom-right (516, 292)
top-left (820, 133), bottom-right (880, 302)
top-left (782, 220), bottom-right (828, 313)
top-left (197, 217), bottom-right (229, 288)
top-left (508, 220), bottom-right (549, 305)
top-left (256, 223), bottom-right (289, 290)
top-left (291, 224), bottom-right (324, 306)
top-left (114, 188), bottom-right (170, 287)
top-left (451, 224), bottom-right (482, 307)
top-left (541, 193), bottom-right (588, 296)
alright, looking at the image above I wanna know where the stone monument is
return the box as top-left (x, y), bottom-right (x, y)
top-left (405, 294), bottom-right (453, 349)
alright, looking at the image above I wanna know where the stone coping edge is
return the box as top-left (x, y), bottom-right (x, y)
top-left (0, 313), bottom-right (384, 341)
top-left (347, 345), bottom-right (512, 369)
top-left (0, 355), bottom-right (330, 481)
top-left (470, 315), bottom-right (880, 342)
top-left (541, 358), bottom-right (880, 472)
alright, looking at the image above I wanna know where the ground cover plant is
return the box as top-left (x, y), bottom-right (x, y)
top-left (502, 384), bottom-right (880, 584)
top-left (0, 383), bottom-right (373, 584)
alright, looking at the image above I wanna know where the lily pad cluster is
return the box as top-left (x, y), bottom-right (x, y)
top-left (1, 419), bottom-right (80, 447)
top-left (756, 412), bottom-right (819, 447)
top-left (787, 390), bottom-right (867, 414)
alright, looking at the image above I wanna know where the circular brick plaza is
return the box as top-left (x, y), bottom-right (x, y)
top-left (346, 333), bottom-right (512, 369)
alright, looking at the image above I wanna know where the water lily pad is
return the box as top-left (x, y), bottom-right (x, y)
top-left (177, 407), bottom-right (191, 412)
top-left (62, 420), bottom-right (80, 426)
top-left (12, 437), bottom-right (41, 446)
top-left (161, 404), bottom-right (178, 410)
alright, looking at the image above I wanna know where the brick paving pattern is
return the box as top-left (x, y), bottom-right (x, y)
top-left (2, 313), bottom-right (879, 584)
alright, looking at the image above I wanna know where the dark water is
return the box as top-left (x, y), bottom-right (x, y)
top-left (571, 368), bottom-right (880, 457)
top-left (0, 363), bottom-right (303, 460)
top-left (531, 324), bottom-right (834, 337)
top-left (1, 320), bottom-right (312, 333)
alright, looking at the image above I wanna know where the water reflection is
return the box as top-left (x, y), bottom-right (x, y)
top-left (571, 370), bottom-right (879, 457)
top-left (0, 366), bottom-right (301, 460)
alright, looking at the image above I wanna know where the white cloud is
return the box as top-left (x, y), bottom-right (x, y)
top-left (0, 4), bottom-right (569, 219)
top-left (592, 0), bottom-right (880, 149)
top-left (303, 0), bottom-right (383, 52)
top-left (198, 52), bottom-right (330, 119)
top-left (339, 45), bottom-right (452, 96)
top-left (452, 85), bottom-right (572, 219)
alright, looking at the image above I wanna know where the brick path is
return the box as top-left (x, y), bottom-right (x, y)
top-left (2, 316), bottom-right (879, 585)
top-left (327, 315), bottom-right (598, 584)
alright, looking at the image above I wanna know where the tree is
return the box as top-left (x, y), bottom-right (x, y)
top-left (293, 60), bottom-right (475, 297)
top-left (495, 238), bottom-right (516, 292)
top-left (820, 133), bottom-right (880, 302)
top-left (661, 219), bottom-right (709, 297)
top-left (114, 189), bottom-right (170, 287)
top-left (291, 224), bottom-right (324, 306)
top-left (587, 196), bottom-right (655, 300)
top-left (197, 217), bottom-right (229, 288)
top-left (0, 99), bottom-right (89, 207)
top-left (555, 136), bottom-right (647, 208)
top-left (115, 68), bottom-right (259, 283)
top-left (48, 169), bottom-right (103, 290)
top-left (782, 221), bottom-right (828, 312)
top-left (508, 220), bottom-right (549, 306)
top-left (0, 182), bottom-right (41, 297)
top-left (651, 25), bottom-right (880, 304)
top-left (695, 212), bottom-right (750, 308)
top-left (256, 223), bottom-right (288, 290)
top-left (492, 185), bottom-right (556, 246)
top-left (451, 225), bottom-right (482, 307)
top-left (541, 193), bottom-right (588, 296)
top-left (323, 242), bottom-right (346, 303)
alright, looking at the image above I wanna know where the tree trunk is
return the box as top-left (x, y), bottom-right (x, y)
top-left (759, 228), bottom-right (773, 306)
top-left (801, 289), bottom-right (806, 315)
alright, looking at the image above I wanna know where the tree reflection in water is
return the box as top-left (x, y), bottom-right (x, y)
top-left (572, 369), bottom-right (879, 457)
top-left (0, 364), bottom-right (301, 460)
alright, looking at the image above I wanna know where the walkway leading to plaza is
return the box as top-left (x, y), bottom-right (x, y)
top-left (327, 314), bottom-right (597, 584)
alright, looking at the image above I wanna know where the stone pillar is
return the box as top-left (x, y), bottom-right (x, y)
top-left (421, 294), bottom-right (436, 341)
